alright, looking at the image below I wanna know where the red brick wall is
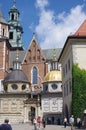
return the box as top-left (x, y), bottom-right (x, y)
top-left (0, 41), bottom-right (10, 79)
top-left (22, 39), bottom-right (48, 91)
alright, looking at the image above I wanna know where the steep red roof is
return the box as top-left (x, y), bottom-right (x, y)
top-left (74, 20), bottom-right (86, 36)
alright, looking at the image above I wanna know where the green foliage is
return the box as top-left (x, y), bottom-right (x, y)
top-left (72, 64), bottom-right (86, 122)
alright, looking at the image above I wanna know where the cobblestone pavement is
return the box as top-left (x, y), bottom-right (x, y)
top-left (11, 123), bottom-right (72, 130)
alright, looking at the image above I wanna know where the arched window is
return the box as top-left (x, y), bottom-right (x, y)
top-left (12, 14), bottom-right (14, 20)
top-left (32, 67), bottom-right (38, 84)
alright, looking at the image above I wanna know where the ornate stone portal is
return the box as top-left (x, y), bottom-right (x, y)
top-left (0, 93), bottom-right (41, 123)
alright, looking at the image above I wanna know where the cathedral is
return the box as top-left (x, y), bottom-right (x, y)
top-left (0, 1), bottom-right (63, 124)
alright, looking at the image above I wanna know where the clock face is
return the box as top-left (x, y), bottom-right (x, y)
top-left (52, 84), bottom-right (58, 90)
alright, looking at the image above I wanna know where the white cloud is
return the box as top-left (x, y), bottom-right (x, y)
top-left (35, 0), bottom-right (86, 49)
top-left (35, 0), bottom-right (49, 10)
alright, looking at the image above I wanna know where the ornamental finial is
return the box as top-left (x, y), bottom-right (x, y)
top-left (13, 0), bottom-right (16, 6)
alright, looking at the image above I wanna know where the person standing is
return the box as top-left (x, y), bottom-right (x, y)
top-left (69, 115), bottom-right (74, 130)
top-left (77, 117), bottom-right (81, 129)
top-left (64, 117), bottom-right (67, 128)
top-left (42, 117), bottom-right (46, 128)
top-left (0, 118), bottom-right (12, 130)
top-left (37, 116), bottom-right (41, 129)
top-left (33, 118), bottom-right (37, 130)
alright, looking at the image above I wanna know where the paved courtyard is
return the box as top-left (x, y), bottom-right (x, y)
top-left (11, 123), bottom-right (72, 130)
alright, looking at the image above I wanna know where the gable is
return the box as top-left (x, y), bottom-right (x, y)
top-left (23, 37), bottom-right (45, 64)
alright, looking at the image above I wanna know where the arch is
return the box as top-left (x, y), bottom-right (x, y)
top-left (29, 106), bottom-right (36, 123)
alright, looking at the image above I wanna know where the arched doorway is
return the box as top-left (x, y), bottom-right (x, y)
top-left (29, 107), bottom-right (35, 124)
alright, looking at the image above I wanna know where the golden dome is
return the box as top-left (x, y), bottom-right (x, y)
top-left (44, 70), bottom-right (62, 82)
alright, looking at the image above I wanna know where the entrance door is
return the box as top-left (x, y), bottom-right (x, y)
top-left (30, 107), bottom-right (35, 124)
top-left (31, 107), bottom-right (35, 117)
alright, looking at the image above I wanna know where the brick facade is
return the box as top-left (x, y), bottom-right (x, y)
top-left (0, 39), bottom-right (10, 79)
top-left (22, 37), bottom-right (48, 91)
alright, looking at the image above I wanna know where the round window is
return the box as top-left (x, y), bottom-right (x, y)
top-left (52, 84), bottom-right (57, 90)
top-left (12, 84), bottom-right (18, 90)
top-left (22, 84), bottom-right (26, 90)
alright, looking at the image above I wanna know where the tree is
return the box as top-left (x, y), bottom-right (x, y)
top-left (72, 64), bottom-right (86, 123)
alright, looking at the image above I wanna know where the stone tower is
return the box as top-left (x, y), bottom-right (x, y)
top-left (8, 0), bottom-right (23, 49)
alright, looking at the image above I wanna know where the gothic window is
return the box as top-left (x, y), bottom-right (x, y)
top-left (9, 32), bottom-right (13, 39)
top-left (32, 67), bottom-right (38, 84)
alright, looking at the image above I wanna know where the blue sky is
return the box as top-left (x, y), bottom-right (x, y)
top-left (1, 0), bottom-right (86, 50)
